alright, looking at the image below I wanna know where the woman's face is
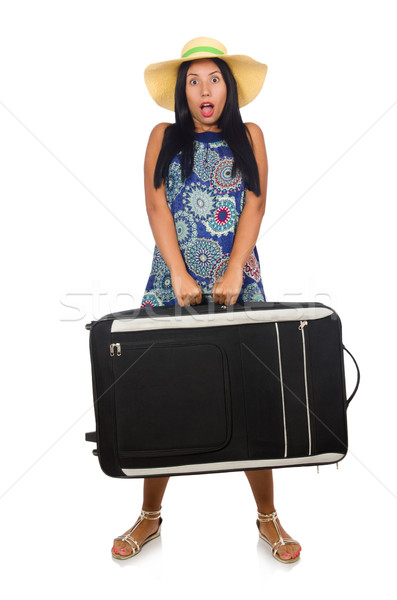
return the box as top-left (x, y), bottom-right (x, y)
top-left (185, 58), bottom-right (227, 132)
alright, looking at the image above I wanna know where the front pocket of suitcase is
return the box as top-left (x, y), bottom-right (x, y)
top-left (110, 341), bottom-right (232, 457)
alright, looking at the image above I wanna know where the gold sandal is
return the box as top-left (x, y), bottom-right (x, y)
top-left (256, 510), bottom-right (301, 564)
top-left (111, 507), bottom-right (162, 560)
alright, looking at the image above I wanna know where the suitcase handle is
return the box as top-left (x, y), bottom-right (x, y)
top-left (343, 345), bottom-right (360, 408)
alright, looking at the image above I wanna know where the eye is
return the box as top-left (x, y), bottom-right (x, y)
top-left (189, 78), bottom-right (198, 85)
top-left (211, 76), bottom-right (220, 83)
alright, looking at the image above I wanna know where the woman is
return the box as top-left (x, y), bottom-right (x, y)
top-left (111, 37), bottom-right (302, 564)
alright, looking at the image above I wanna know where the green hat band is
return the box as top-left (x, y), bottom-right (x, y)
top-left (182, 45), bottom-right (225, 58)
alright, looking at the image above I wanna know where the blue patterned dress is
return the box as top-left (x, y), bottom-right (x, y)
top-left (140, 129), bottom-right (266, 307)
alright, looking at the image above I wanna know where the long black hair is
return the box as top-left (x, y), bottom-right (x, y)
top-left (153, 57), bottom-right (260, 196)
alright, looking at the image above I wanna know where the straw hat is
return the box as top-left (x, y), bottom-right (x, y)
top-left (144, 36), bottom-right (268, 111)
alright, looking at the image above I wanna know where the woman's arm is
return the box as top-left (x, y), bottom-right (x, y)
top-left (144, 123), bottom-right (203, 305)
top-left (144, 122), bottom-right (186, 275)
top-left (228, 122), bottom-right (268, 269)
top-left (212, 122), bottom-right (268, 305)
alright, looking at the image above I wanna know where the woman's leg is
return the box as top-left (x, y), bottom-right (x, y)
top-left (112, 476), bottom-right (170, 556)
top-left (244, 469), bottom-right (301, 560)
top-left (142, 475), bottom-right (170, 511)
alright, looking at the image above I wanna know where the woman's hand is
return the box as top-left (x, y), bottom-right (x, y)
top-left (211, 263), bottom-right (244, 305)
top-left (171, 268), bottom-right (203, 306)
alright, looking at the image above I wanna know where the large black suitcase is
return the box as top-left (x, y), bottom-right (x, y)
top-left (85, 299), bottom-right (359, 478)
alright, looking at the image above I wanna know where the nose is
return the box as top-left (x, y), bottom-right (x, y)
top-left (201, 82), bottom-right (210, 96)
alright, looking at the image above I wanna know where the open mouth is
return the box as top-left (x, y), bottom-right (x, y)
top-left (200, 102), bottom-right (215, 117)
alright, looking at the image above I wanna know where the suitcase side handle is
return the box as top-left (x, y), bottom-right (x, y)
top-left (85, 431), bottom-right (97, 442)
top-left (85, 431), bottom-right (98, 456)
top-left (343, 345), bottom-right (360, 408)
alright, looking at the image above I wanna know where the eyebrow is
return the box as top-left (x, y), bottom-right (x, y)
top-left (186, 70), bottom-right (221, 77)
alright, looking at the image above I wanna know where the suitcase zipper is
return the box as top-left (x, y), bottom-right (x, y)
top-left (298, 320), bottom-right (312, 456)
top-left (109, 339), bottom-right (209, 356)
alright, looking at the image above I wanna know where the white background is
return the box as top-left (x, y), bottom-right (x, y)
top-left (0, 0), bottom-right (396, 597)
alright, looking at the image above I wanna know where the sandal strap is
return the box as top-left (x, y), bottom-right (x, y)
top-left (115, 506), bottom-right (162, 553)
top-left (140, 507), bottom-right (162, 520)
top-left (271, 537), bottom-right (300, 555)
top-left (123, 534), bottom-right (140, 552)
top-left (257, 510), bottom-right (283, 540)
top-left (114, 534), bottom-right (140, 554)
top-left (258, 510), bottom-right (284, 546)
top-left (125, 535), bottom-right (140, 552)
top-left (257, 509), bottom-right (278, 522)
top-left (257, 510), bottom-right (300, 556)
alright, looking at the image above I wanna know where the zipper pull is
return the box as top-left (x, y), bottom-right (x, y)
top-left (298, 320), bottom-right (308, 330)
top-left (109, 342), bottom-right (121, 357)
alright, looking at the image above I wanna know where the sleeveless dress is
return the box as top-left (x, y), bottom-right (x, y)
top-left (140, 129), bottom-right (266, 307)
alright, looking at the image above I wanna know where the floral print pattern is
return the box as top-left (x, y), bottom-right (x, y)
top-left (141, 130), bottom-right (266, 307)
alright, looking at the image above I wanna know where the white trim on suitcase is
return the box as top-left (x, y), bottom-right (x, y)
top-left (121, 453), bottom-right (344, 476)
top-left (111, 306), bottom-right (334, 333)
top-left (274, 322), bottom-right (288, 458)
